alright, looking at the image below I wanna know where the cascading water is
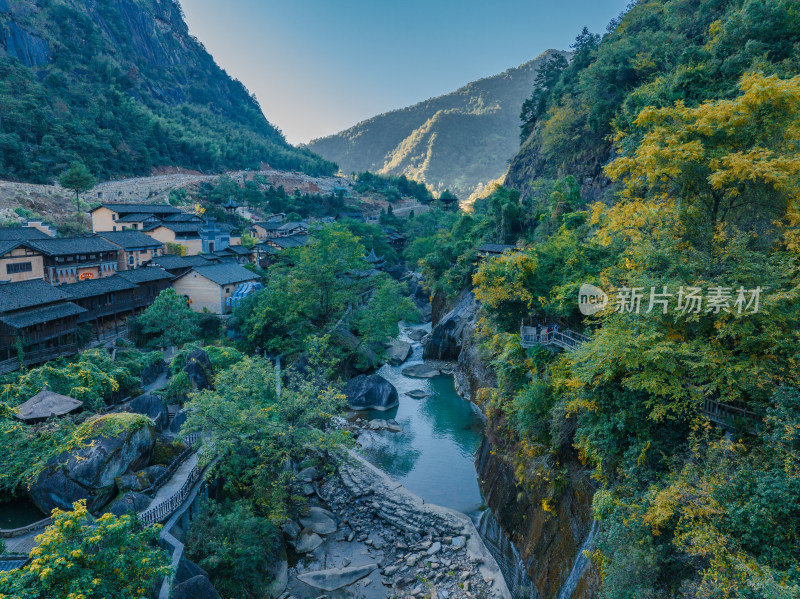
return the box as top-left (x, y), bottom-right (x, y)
top-left (476, 509), bottom-right (540, 599)
top-left (556, 519), bottom-right (599, 599)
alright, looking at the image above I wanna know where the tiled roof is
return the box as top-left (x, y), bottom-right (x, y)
top-left (0, 240), bottom-right (26, 256)
top-left (148, 255), bottom-right (216, 270)
top-left (27, 236), bottom-right (118, 256)
top-left (117, 266), bottom-right (173, 283)
top-left (116, 213), bottom-right (156, 223)
top-left (163, 213), bottom-right (203, 222)
top-left (271, 235), bottom-right (308, 249)
top-left (0, 227), bottom-right (51, 241)
top-left (98, 231), bottom-right (163, 249)
top-left (15, 388), bottom-right (83, 421)
top-left (93, 203), bottom-right (182, 215)
top-left (62, 275), bottom-right (138, 299)
top-left (225, 245), bottom-right (252, 255)
top-left (182, 263), bottom-right (258, 286)
top-left (278, 221), bottom-right (308, 231)
top-left (0, 279), bottom-right (74, 312)
top-left (152, 223), bottom-right (203, 234)
top-left (253, 221), bottom-right (282, 230)
top-left (0, 302), bottom-right (85, 328)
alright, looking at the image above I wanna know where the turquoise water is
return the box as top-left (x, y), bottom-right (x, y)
top-left (357, 323), bottom-right (486, 515)
top-left (0, 498), bottom-right (45, 529)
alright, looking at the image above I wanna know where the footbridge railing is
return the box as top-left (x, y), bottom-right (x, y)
top-left (520, 326), bottom-right (590, 352)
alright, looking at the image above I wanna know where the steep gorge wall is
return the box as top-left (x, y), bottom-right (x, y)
top-left (426, 288), bottom-right (599, 599)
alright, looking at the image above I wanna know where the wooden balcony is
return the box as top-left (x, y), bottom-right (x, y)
top-left (0, 344), bottom-right (78, 376)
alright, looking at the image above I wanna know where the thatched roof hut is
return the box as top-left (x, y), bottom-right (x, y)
top-left (15, 388), bottom-right (83, 423)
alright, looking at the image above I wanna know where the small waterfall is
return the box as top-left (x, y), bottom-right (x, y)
top-left (556, 519), bottom-right (599, 599)
top-left (477, 509), bottom-right (540, 599)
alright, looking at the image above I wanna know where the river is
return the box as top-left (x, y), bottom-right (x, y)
top-left (355, 321), bottom-right (540, 598)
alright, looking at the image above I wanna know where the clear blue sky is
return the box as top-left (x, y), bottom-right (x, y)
top-left (180, 0), bottom-right (631, 144)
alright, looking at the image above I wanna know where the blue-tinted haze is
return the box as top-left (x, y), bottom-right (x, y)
top-left (180, 0), bottom-right (631, 143)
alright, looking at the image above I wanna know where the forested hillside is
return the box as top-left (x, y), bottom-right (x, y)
top-left (507, 0), bottom-right (800, 201)
top-left (0, 0), bottom-right (335, 182)
top-left (402, 0), bottom-right (800, 596)
top-left (308, 51), bottom-right (565, 199)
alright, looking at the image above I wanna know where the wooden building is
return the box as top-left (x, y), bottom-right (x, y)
top-left (171, 263), bottom-right (260, 314)
top-left (98, 230), bottom-right (164, 271)
top-left (90, 203), bottom-right (184, 233)
top-left (27, 237), bottom-right (121, 284)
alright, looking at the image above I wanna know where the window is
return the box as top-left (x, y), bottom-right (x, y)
top-left (7, 262), bottom-right (32, 274)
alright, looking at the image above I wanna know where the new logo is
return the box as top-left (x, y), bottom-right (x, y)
top-left (579, 283), bottom-right (608, 316)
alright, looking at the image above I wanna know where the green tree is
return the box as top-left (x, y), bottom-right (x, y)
top-left (59, 161), bottom-right (96, 214)
top-left (0, 500), bottom-right (169, 599)
top-left (131, 289), bottom-right (200, 349)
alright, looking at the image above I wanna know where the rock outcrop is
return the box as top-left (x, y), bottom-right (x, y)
top-left (423, 290), bottom-right (479, 361)
top-left (172, 575), bottom-right (222, 599)
top-left (183, 348), bottom-right (213, 392)
top-left (344, 375), bottom-right (399, 412)
top-left (124, 393), bottom-right (169, 431)
top-left (29, 414), bottom-right (156, 514)
top-left (385, 339), bottom-right (412, 365)
top-left (105, 491), bottom-right (150, 516)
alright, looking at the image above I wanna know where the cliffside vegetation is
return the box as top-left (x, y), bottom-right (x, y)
top-left (0, 0), bottom-right (335, 182)
top-left (401, 6), bottom-right (800, 592)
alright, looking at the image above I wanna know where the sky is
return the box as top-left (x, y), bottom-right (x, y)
top-left (180, 0), bottom-right (631, 144)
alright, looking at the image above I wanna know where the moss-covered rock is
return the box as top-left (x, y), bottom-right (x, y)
top-left (28, 413), bottom-right (156, 514)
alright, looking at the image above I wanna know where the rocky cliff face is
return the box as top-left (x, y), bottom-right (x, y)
top-left (426, 289), bottom-right (598, 599)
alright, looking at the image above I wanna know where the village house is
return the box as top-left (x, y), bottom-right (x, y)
top-left (27, 236), bottom-right (121, 284)
top-left (144, 218), bottom-right (240, 256)
top-left (0, 279), bottom-right (85, 374)
top-left (90, 203), bottom-right (184, 232)
top-left (251, 220), bottom-right (283, 239)
top-left (64, 275), bottom-right (141, 341)
top-left (146, 254), bottom-right (220, 276)
top-left (171, 263), bottom-right (260, 314)
top-left (0, 227), bottom-right (53, 283)
top-left (97, 230), bottom-right (164, 271)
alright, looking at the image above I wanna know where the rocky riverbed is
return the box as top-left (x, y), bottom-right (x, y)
top-left (281, 451), bottom-right (511, 599)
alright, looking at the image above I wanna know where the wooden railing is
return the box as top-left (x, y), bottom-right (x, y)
top-left (701, 398), bottom-right (760, 428)
top-left (138, 462), bottom-right (203, 526)
top-left (0, 344), bottom-right (78, 375)
top-left (520, 326), bottom-right (590, 352)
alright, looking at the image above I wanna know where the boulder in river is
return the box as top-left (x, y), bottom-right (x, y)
top-left (299, 506), bottom-right (337, 535)
top-left (423, 290), bottom-right (478, 360)
top-left (295, 529), bottom-right (324, 553)
top-left (406, 389), bottom-right (430, 399)
top-left (344, 375), bottom-right (399, 411)
top-left (124, 393), bottom-right (168, 431)
top-left (297, 564), bottom-right (378, 591)
top-left (408, 329), bottom-right (427, 342)
top-left (402, 364), bottom-right (441, 378)
top-left (29, 413), bottom-right (156, 514)
top-left (385, 339), bottom-right (412, 365)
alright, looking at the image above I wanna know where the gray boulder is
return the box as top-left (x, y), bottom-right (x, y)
top-left (297, 564), bottom-right (378, 591)
top-left (344, 375), bottom-right (399, 412)
top-left (423, 290), bottom-right (478, 360)
top-left (125, 393), bottom-right (168, 431)
top-left (295, 529), bottom-right (324, 553)
top-left (172, 575), bottom-right (222, 599)
top-left (402, 364), bottom-right (440, 378)
top-left (174, 558), bottom-right (209, 586)
top-left (299, 506), bottom-right (337, 535)
top-left (406, 389), bottom-right (429, 399)
top-left (105, 491), bottom-right (150, 517)
top-left (169, 408), bottom-right (189, 433)
top-left (29, 414), bottom-right (156, 514)
top-left (385, 339), bottom-right (412, 365)
top-left (183, 348), bottom-right (213, 392)
top-left (408, 329), bottom-right (427, 342)
top-left (116, 465), bottom-right (168, 493)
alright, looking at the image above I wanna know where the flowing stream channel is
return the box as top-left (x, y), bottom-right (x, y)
top-left (356, 322), bottom-right (540, 598)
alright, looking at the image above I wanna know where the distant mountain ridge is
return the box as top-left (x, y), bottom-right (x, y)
top-left (308, 50), bottom-right (566, 199)
top-left (0, 0), bottom-right (335, 182)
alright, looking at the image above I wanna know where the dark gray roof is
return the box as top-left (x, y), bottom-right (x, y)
top-left (181, 263), bottom-right (259, 286)
top-left (225, 245), bottom-right (252, 255)
top-left (117, 267), bottom-right (173, 283)
top-left (116, 213), bottom-right (156, 223)
top-left (62, 275), bottom-right (138, 299)
top-left (0, 227), bottom-right (51, 241)
top-left (151, 223), bottom-right (203, 235)
top-left (163, 213), bottom-right (203, 222)
top-left (93, 203), bottom-right (182, 215)
top-left (15, 388), bottom-right (83, 422)
top-left (98, 231), bottom-right (163, 249)
top-left (271, 235), bottom-right (308, 249)
top-left (278, 221), bottom-right (308, 231)
top-left (149, 255), bottom-right (216, 270)
top-left (0, 240), bottom-right (26, 256)
top-left (0, 302), bottom-right (85, 328)
top-left (0, 279), bottom-right (73, 312)
top-left (28, 236), bottom-right (118, 256)
top-left (253, 221), bottom-right (282, 230)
